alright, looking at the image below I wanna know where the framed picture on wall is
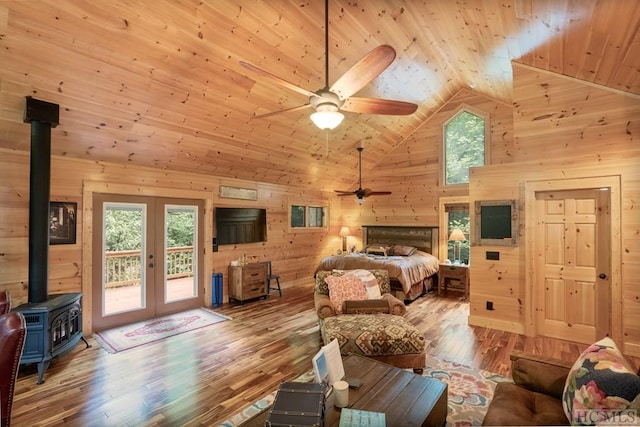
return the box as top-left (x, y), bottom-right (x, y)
top-left (49, 201), bottom-right (77, 245)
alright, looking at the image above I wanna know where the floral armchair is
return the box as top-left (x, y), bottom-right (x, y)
top-left (313, 269), bottom-right (406, 327)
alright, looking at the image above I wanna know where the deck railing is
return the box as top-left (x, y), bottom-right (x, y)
top-left (105, 246), bottom-right (194, 289)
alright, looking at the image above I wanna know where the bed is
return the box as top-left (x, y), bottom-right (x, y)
top-left (315, 226), bottom-right (440, 301)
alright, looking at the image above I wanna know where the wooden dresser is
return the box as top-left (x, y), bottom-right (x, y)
top-left (228, 262), bottom-right (267, 303)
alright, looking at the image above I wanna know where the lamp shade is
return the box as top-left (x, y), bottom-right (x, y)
top-left (338, 226), bottom-right (351, 237)
top-left (310, 105), bottom-right (344, 130)
top-left (448, 228), bottom-right (466, 241)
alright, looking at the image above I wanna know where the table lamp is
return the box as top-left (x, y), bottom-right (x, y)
top-left (448, 228), bottom-right (466, 264)
top-left (338, 226), bottom-right (351, 252)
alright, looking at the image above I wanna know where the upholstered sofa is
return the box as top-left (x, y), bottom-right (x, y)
top-left (482, 351), bottom-right (573, 425)
top-left (483, 338), bottom-right (640, 426)
top-left (314, 269), bottom-right (426, 372)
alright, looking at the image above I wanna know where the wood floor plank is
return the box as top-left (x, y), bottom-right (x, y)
top-left (11, 281), bottom-right (638, 426)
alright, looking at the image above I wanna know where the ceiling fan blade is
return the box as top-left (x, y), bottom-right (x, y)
top-left (240, 61), bottom-right (318, 99)
top-left (253, 104), bottom-right (312, 119)
top-left (329, 45), bottom-right (396, 100)
top-left (362, 188), bottom-right (392, 197)
top-left (341, 97), bottom-right (418, 115)
top-left (335, 192), bottom-right (356, 196)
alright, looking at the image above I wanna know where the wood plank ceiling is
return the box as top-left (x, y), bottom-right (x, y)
top-left (0, 0), bottom-right (638, 192)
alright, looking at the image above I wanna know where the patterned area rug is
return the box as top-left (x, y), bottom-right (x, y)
top-left (94, 308), bottom-right (230, 353)
top-left (217, 355), bottom-right (511, 426)
top-left (423, 355), bottom-right (512, 426)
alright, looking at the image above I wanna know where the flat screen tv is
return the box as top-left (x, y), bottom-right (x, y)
top-left (474, 200), bottom-right (517, 246)
top-left (215, 207), bottom-right (267, 245)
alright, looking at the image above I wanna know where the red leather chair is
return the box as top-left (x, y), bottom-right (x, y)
top-left (0, 291), bottom-right (10, 315)
top-left (0, 312), bottom-right (26, 427)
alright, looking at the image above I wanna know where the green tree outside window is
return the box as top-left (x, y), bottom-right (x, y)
top-left (444, 110), bottom-right (485, 185)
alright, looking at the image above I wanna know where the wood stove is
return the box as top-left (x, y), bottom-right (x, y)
top-left (14, 97), bottom-right (89, 384)
top-left (15, 294), bottom-right (88, 384)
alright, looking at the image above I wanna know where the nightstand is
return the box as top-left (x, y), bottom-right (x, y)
top-left (438, 263), bottom-right (469, 300)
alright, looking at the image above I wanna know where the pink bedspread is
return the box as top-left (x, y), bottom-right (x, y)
top-left (314, 250), bottom-right (440, 294)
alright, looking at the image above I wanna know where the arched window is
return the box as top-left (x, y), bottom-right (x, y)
top-left (443, 109), bottom-right (488, 186)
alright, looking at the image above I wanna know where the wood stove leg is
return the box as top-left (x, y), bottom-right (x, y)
top-left (81, 334), bottom-right (91, 348)
top-left (37, 360), bottom-right (50, 384)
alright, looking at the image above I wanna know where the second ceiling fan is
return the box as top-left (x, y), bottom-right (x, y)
top-left (334, 146), bottom-right (391, 204)
top-left (239, 0), bottom-right (418, 130)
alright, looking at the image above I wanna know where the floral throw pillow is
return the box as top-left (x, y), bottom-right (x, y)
top-left (325, 275), bottom-right (367, 314)
top-left (343, 269), bottom-right (382, 299)
top-left (562, 337), bottom-right (640, 425)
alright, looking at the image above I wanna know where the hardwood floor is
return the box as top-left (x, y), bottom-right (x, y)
top-left (11, 281), bottom-right (606, 426)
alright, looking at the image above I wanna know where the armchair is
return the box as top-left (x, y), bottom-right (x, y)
top-left (0, 291), bottom-right (10, 315)
top-left (313, 269), bottom-right (425, 372)
top-left (314, 269), bottom-right (406, 326)
top-left (1, 312), bottom-right (27, 427)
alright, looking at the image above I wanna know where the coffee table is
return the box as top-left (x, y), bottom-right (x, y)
top-left (243, 353), bottom-right (448, 426)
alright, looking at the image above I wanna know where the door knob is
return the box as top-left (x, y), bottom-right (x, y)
top-left (598, 273), bottom-right (607, 279)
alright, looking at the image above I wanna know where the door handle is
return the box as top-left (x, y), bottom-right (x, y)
top-left (598, 273), bottom-right (607, 279)
top-left (149, 263), bottom-right (154, 268)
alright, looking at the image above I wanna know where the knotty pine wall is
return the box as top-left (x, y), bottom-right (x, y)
top-left (339, 64), bottom-right (639, 355)
top-left (467, 64), bottom-right (640, 356)
top-left (339, 88), bottom-right (515, 258)
top-left (0, 150), bottom-right (340, 333)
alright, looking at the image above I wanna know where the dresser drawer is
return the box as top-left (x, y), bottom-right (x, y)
top-left (228, 263), bottom-right (267, 303)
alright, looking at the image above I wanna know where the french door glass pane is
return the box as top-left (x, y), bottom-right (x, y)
top-left (165, 205), bottom-right (198, 302)
top-left (103, 202), bottom-right (146, 315)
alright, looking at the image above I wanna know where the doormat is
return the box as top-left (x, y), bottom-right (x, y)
top-left (94, 308), bottom-right (231, 354)
top-left (216, 355), bottom-right (511, 426)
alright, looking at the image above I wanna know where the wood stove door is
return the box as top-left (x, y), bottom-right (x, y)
top-left (92, 194), bottom-right (204, 331)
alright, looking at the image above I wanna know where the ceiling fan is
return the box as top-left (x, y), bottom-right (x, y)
top-left (334, 146), bottom-right (391, 204)
top-left (239, 0), bottom-right (418, 130)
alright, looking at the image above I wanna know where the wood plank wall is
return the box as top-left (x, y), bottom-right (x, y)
top-left (338, 88), bottom-right (515, 258)
top-left (0, 150), bottom-right (340, 333)
top-left (467, 63), bottom-right (640, 356)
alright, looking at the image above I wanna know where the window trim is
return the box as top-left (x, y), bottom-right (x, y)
top-left (288, 200), bottom-right (329, 232)
top-left (438, 196), bottom-right (470, 263)
top-left (441, 104), bottom-right (491, 188)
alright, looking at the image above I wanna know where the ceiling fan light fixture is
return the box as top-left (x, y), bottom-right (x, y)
top-left (310, 104), bottom-right (344, 130)
top-left (355, 196), bottom-right (366, 205)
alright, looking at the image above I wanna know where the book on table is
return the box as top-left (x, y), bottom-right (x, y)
top-left (339, 408), bottom-right (386, 427)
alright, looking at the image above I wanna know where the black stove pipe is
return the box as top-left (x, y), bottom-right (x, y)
top-left (23, 97), bottom-right (59, 304)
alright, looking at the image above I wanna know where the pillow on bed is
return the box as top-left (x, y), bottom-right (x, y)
top-left (324, 275), bottom-right (368, 314)
top-left (389, 245), bottom-right (417, 256)
top-left (365, 245), bottom-right (390, 256)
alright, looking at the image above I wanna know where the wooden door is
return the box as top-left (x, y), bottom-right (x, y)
top-left (534, 189), bottom-right (611, 343)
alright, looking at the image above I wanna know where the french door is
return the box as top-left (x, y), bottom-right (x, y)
top-left (92, 194), bottom-right (204, 331)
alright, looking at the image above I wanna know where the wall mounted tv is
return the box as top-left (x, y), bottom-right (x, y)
top-left (474, 200), bottom-right (517, 246)
top-left (215, 207), bottom-right (267, 245)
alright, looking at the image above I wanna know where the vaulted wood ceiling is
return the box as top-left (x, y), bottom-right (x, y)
top-left (1, 1), bottom-right (638, 192)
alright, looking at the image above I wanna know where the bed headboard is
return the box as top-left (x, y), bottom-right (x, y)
top-left (363, 225), bottom-right (439, 258)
